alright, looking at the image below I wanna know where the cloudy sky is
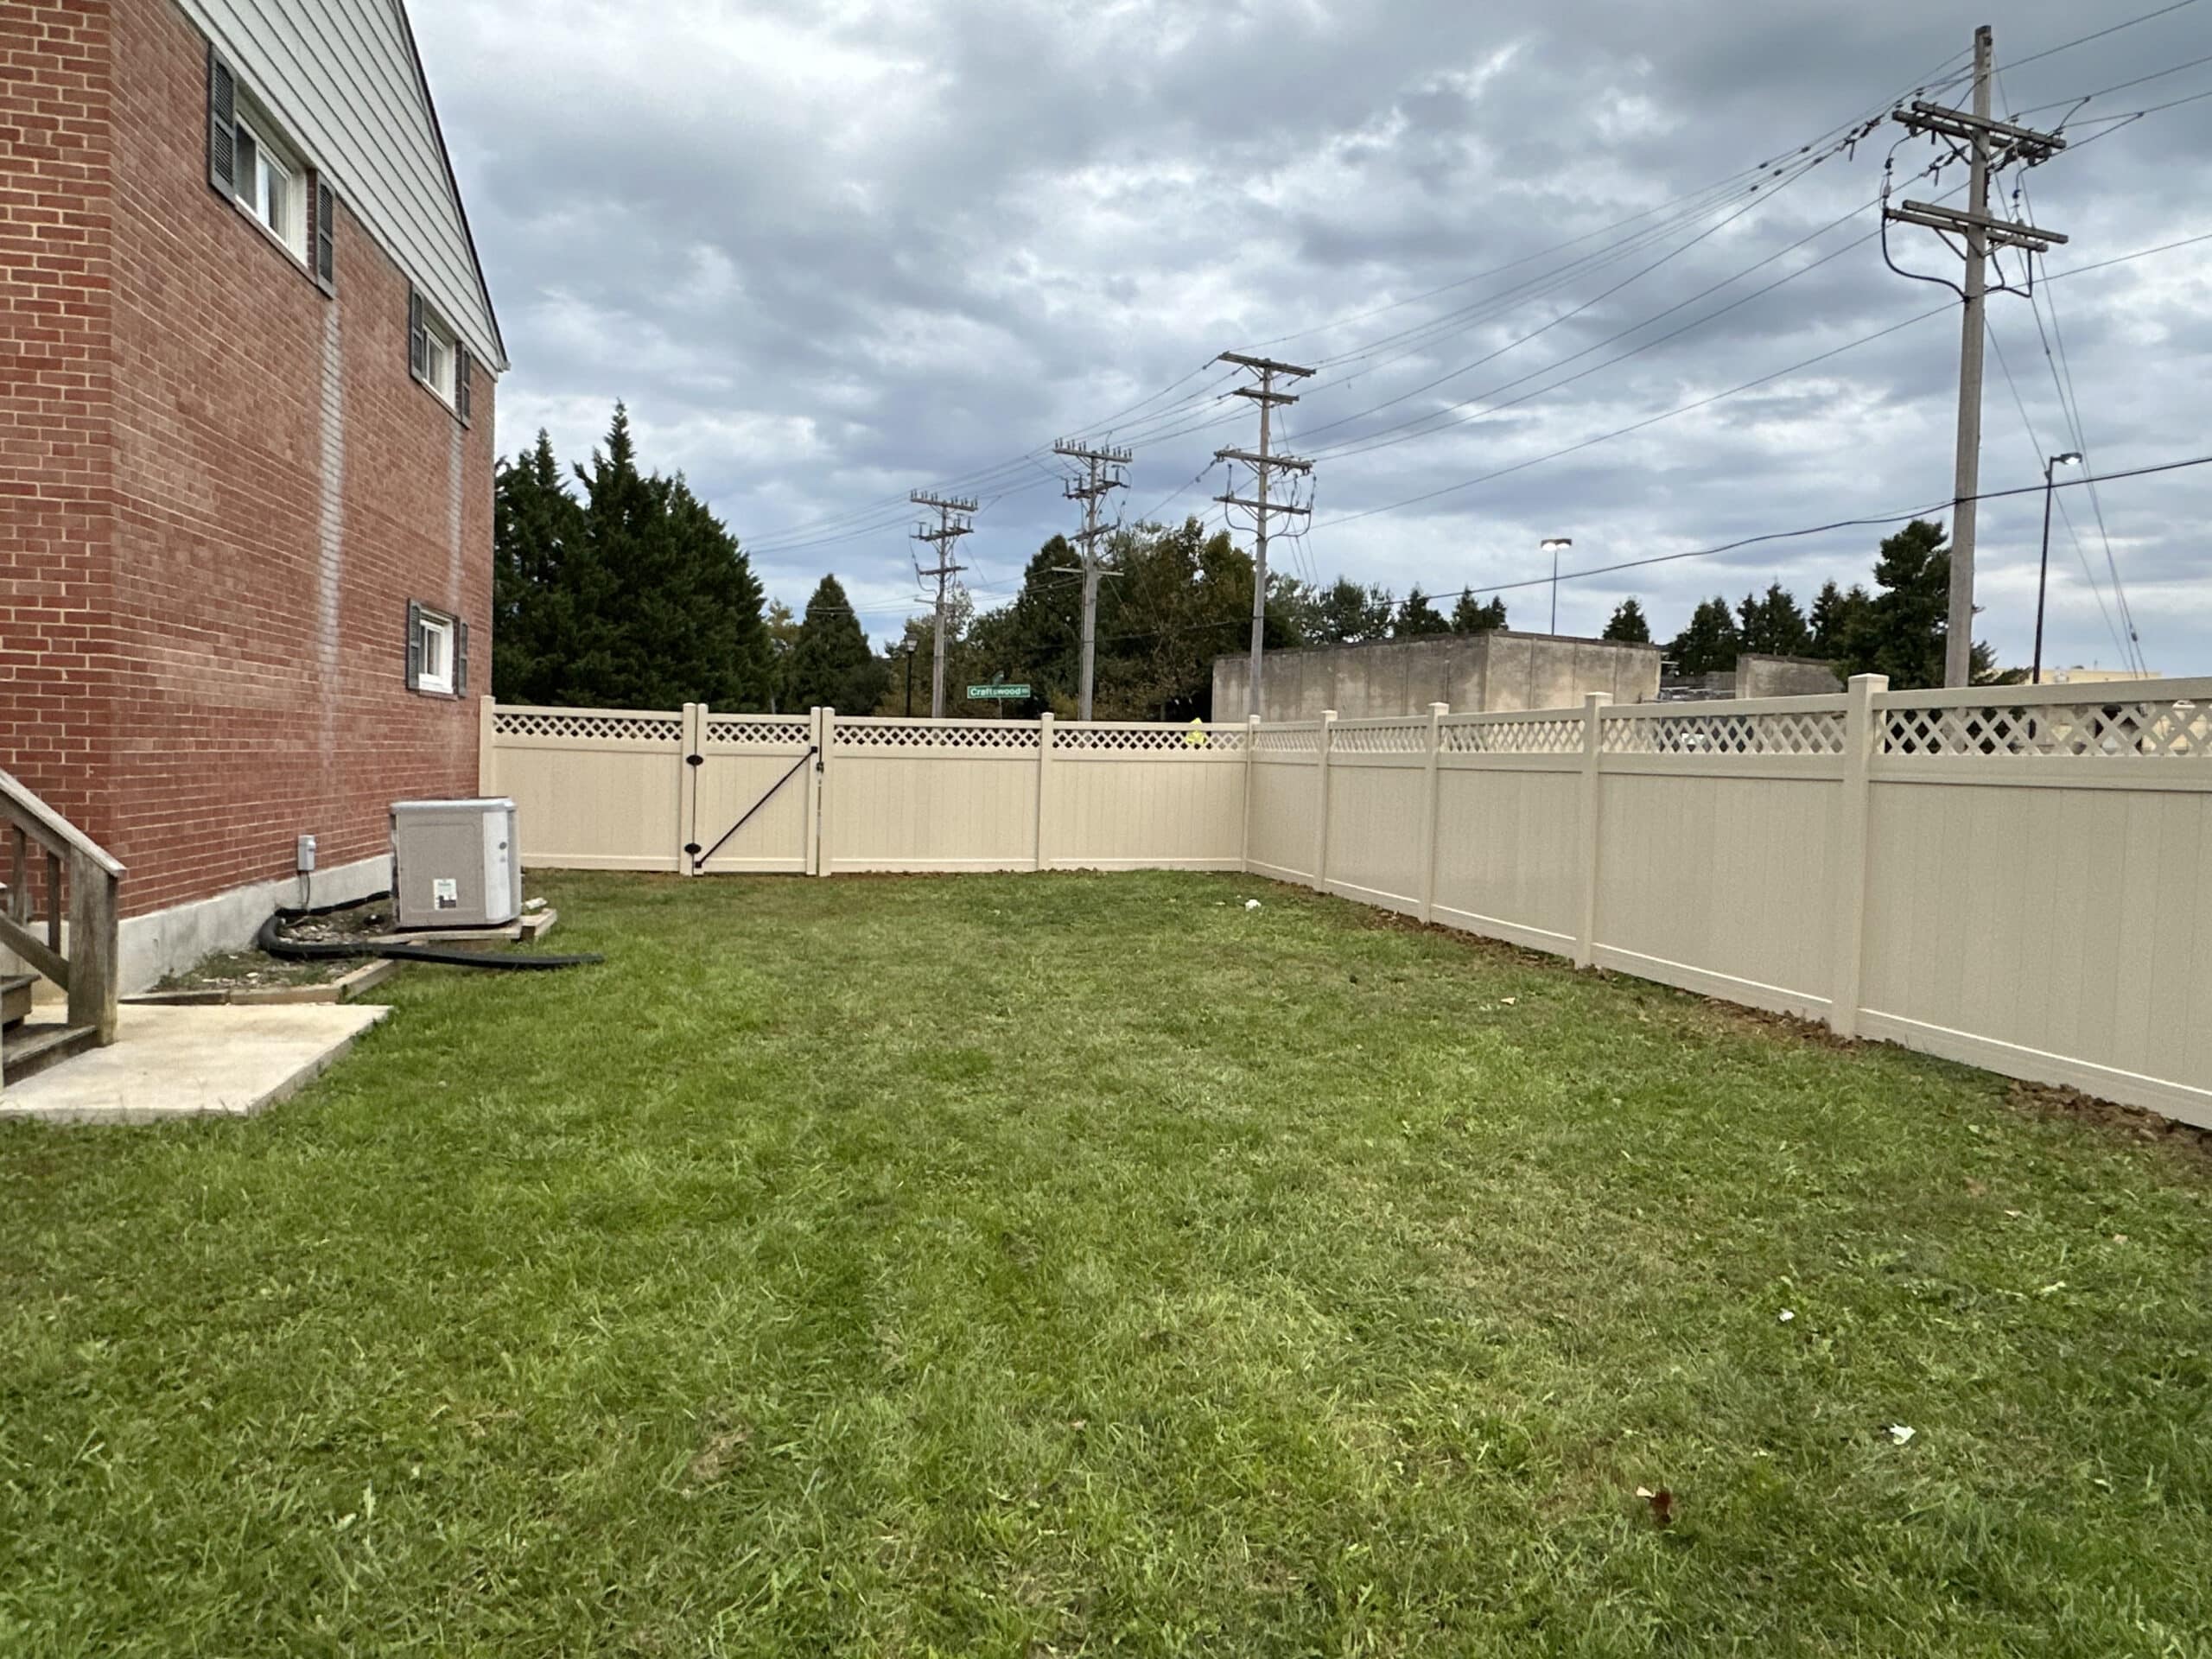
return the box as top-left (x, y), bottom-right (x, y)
top-left (414, 0), bottom-right (2212, 675)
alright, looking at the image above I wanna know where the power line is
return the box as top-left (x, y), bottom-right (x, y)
top-left (1984, 317), bottom-right (2130, 667)
top-left (1996, 0), bottom-right (2202, 74)
top-left (1386, 451), bottom-right (2212, 611)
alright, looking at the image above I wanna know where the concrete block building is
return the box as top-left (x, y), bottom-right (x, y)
top-left (2, 0), bottom-right (505, 987)
top-left (1212, 632), bottom-right (1662, 722)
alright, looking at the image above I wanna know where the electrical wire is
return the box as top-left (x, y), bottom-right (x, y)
top-left (1985, 318), bottom-right (2131, 666)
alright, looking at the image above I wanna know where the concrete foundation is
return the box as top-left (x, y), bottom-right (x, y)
top-left (1213, 631), bottom-right (1661, 721)
top-left (1, 852), bottom-right (391, 996)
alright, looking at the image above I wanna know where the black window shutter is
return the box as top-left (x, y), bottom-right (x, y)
top-left (408, 289), bottom-right (427, 379)
top-left (405, 600), bottom-right (423, 690)
top-left (207, 48), bottom-right (238, 196)
top-left (313, 178), bottom-right (336, 294)
top-left (455, 348), bottom-right (472, 427)
top-left (454, 621), bottom-right (470, 696)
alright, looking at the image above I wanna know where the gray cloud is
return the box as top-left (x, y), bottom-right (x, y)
top-left (417, 0), bottom-right (2212, 674)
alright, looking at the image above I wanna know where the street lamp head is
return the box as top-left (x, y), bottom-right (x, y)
top-left (2050, 451), bottom-right (2082, 467)
top-left (1540, 537), bottom-right (1573, 550)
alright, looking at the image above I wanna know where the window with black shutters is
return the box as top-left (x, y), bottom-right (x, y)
top-left (205, 41), bottom-right (333, 292)
top-left (409, 285), bottom-right (470, 423)
top-left (407, 601), bottom-right (467, 697)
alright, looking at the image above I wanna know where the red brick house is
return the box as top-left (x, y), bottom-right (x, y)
top-left (2, 0), bottom-right (505, 988)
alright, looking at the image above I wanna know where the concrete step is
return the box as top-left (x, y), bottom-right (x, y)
top-left (3, 973), bottom-right (33, 1031)
top-left (3, 1020), bottom-right (99, 1084)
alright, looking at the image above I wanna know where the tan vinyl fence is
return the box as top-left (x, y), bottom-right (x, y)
top-left (482, 677), bottom-right (2212, 1127)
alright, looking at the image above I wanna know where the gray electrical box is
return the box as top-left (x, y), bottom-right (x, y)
top-left (391, 798), bottom-right (521, 929)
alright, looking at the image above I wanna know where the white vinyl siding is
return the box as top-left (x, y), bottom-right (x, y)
top-left (179, 0), bottom-right (505, 371)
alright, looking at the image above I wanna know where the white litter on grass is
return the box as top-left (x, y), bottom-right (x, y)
top-left (1244, 899), bottom-right (1262, 910)
top-left (1778, 1309), bottom-right (1796, 1323)
top-left (1885, 1424), bottom-right (1916, 1446)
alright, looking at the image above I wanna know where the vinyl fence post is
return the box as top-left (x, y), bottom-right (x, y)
top-left (1035, 712), bottom-right (1054, 872)
top-left (813, 707), bottom-right (833, 878)
top-left (1418, 702), bottom-right (1447, 925)
top-left (1827, 673), bottom-right (1886, 1038)
top-left (477, 694), bottom-right (498, 796)
top-left (1240, 714), bottom-right (1261, 875)
top-left (1313, 709), bottom-right (1337, 893)
top-left (679, 702), bottom-right (704, 877)
top-left (1573, 693), bottom-right (1611, 968)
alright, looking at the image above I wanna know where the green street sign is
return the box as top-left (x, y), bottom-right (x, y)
top-left (966, 683), bottom-right (1031, 700)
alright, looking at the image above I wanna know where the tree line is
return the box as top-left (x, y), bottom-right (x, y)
top-left (494, 411), bottom-right (2005, 719)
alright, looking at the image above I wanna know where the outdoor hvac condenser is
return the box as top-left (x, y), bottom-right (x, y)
top-left (390, 798), bottom-right (521, 929)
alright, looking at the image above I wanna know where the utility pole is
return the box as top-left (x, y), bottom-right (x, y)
top-left (1213, 352), bottom-right (1313, 718)
top-left (1051, 437), bottom-right (1132, 721)
top-left (910, 490), bottom-right (976, 719)
top-left (1885, 24), bottom-right (2068, 686)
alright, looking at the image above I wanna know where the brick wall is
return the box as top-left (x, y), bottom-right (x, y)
top-left (0, 0), bottom-right (118, 851)
top-left (2, 0), bottom-right (494, 920)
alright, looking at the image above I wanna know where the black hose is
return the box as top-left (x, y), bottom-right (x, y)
top-left (256, 905), bottom-right (603, 972)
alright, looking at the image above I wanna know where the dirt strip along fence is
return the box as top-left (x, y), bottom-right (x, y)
top-left (483, 677), bottom-right (2212, 1126)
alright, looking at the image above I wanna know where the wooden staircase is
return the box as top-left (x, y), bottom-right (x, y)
top-left (2, 770), bottom-right (124, 1095)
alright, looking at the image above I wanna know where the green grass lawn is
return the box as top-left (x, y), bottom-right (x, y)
top-left (6, 872), bottom-right (2210, 1656)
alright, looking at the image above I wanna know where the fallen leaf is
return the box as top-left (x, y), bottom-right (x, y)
top-left (1633, 1486), bottom-right (1675, 1526)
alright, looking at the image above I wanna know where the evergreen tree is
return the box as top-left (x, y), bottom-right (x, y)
top-left (1601, 597), bottom-right (1651, 643)
top-left (1808, 580), bottom-right (1870, 659)
top-left (1667, 596), bottom-right (1742, 676)
top-left (493, 407), bottom-right (774, 707)
top-left (1834, 519), bottom-right (2002, 688)
top-left (492, 429), bottom-right (588, 702)
top-left (785, 575), bottom-right (889, 713)
top-left (1395, 586), bottom-right (1451, 637)
top-left (1736, 582), bottom-right (1812, 656)
top-left (1451, 591), bottom-right (1509, 632)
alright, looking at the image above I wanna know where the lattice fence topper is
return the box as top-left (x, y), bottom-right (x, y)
top-left (1331, 721), bottom-right (1430, 755)
top-left (834, 721), bottom-right (1040, 751)
top-left (704, 717), bottom-right (811, 747)
top-left (1055, 725), bottom-right (1245, 753)
top-left (1251, 726), bottom-right (1322, 754)
top-left (1883, 698), bottom-right (2209, 759)
top-left (493, 709), bottom-right (683, 744)
top-left (1604, 709), bottom-right (1848, 756)
top-left (1440, 717), bottom-right (1583, 755)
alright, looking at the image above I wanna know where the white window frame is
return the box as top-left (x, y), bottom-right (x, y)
top-left (419, 307), bottom-right (459, 407)
top-left (416, 608), bottom-right (456, 696)
top-left (232, 104), bottom-right (308, 263)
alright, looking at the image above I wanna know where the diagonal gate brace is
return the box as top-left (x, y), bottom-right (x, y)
top-left (687, 745), bottom-right (817, 873)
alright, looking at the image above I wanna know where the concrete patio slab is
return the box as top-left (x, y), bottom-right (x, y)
top-left (1, 1001), bottom-right (391, 1125)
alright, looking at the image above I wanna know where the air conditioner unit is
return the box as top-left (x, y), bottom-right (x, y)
top-left (391, 798), bottom-right (521, 929)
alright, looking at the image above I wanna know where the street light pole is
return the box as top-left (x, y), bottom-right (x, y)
top-left (1541, 538), bottom-right (1573, 634)
top-left (2031, 452), bottom-right (2080, 685)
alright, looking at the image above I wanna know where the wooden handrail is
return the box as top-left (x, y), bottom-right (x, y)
top-left (0, 767), bottom-right (126, 879)
top-left (0, 769), bottom-right (123, 1058)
